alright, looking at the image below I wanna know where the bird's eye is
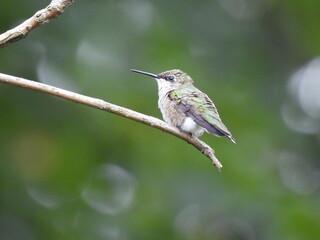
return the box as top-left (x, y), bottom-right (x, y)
top-left (167, 76), bottom-right (175, 81)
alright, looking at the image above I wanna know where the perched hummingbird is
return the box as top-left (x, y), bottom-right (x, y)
top-left (131, 69), bottom-right (235, 143)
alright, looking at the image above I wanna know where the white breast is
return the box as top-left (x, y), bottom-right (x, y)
top-left (180, 117), bottom-right (204, 137)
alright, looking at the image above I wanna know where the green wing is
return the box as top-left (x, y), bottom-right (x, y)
top-left (169, 86), bottom-right (235, 143)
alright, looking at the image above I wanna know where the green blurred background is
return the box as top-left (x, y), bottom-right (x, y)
top-left (1, 0), bottom-right (320, 239)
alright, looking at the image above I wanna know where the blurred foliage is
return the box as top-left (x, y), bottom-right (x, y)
top-left (1, 0), bottom-right (320, 239)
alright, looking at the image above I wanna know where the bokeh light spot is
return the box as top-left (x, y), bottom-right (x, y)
top-left (82, 164), bottom-right (136, 215)
top-left (278, 151), bottom-right (320, 195)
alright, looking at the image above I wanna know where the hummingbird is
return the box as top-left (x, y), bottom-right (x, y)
top-left (131, 69), bottom-right (235, 143)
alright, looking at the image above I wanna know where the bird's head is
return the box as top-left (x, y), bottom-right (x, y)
top-left (131, 69), bottom-right (193, 90)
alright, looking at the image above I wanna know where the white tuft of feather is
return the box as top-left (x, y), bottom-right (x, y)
top-left (180, 117), bottom-right (204, 137)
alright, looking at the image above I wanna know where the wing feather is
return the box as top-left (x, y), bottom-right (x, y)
top-left (169, 86), bottom-right (235, 143)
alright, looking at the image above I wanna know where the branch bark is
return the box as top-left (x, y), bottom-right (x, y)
top-left (0, 0), bottom-right (74, 48)
top-left (0, 73), bottom-right (223, 170)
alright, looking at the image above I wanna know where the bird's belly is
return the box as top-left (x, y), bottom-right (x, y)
top-left (159, 97), bottom-right (204, 137)
top-left (180, 117), bottom-right (204, 137)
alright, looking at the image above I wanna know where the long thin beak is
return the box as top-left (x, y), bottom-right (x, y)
top-left (130, 69), bottom-right (159, 78)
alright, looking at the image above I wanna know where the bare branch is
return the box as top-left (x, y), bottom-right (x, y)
top-left (0, 0), bottom-right (74, 48)
top-left (0, 73), bottom-right (223, 170)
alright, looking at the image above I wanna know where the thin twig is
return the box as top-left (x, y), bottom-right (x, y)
top-left (0, 73), bottom-right (223, 170)
top-left (0, 0), bottom-right (74, 48)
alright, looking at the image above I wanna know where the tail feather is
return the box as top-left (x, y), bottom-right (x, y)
top-left (227, 135), bottom-right (236, 144)
top-left (213, 126), bottom-right (236, 144)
